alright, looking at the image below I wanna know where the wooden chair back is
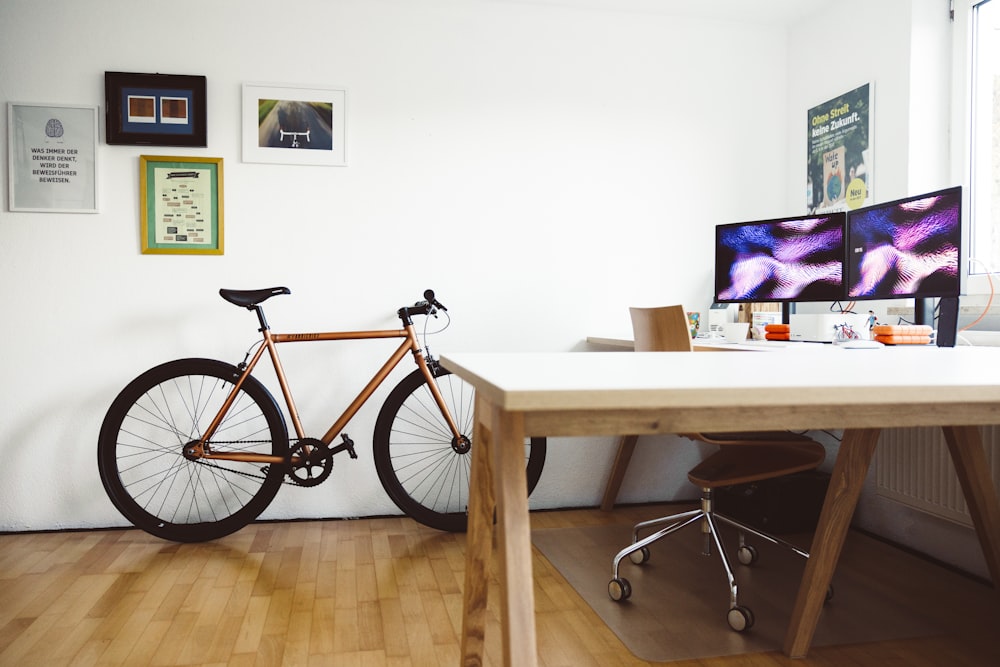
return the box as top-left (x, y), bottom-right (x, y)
top-left (628, 305), bottom-right (695, 353)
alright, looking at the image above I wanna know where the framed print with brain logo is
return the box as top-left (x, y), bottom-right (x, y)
top-left (7, 102), bottom-right (99, 213)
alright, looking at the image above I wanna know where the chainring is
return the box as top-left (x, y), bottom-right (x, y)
top-left (286, 437), bottom-right (333, 487)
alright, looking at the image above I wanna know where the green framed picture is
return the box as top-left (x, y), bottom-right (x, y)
top-left (139, 155), bottom-right (223, 254)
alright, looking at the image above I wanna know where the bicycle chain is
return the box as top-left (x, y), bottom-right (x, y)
top-left (190, 440), bottom-right (304, 486)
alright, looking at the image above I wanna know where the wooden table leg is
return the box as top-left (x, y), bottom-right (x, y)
top-left (942, 425), bottom-right (1000, 587)
top-left (460, 398), bottom-right (539, 667)
top-left (460, 396), bottom-right (496, 667)
top-left (783, 427), bottom-right (880, 658)
top-left (490, 404), bottom-right (538, 667)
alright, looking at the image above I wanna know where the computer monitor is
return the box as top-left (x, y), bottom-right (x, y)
top-left (714, 213), bottom-right (846, 303)
top-left (845, 186), bottom-right (962, 301)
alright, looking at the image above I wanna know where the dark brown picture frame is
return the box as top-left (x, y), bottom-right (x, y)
top-left (105, 71), bottom-right (207, 146)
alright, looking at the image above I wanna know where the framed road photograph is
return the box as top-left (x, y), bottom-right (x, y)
top-left (140, 155), bottom-right (223, 255)
top-left (242, 83), bottom-right (347, 166)
top-left (106, 72), bottom-right (207, 146)
top-left (8, 102), bottom-right (99, 213)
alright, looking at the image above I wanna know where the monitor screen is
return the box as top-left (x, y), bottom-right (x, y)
top-left (714, 213), bottom-right (846, 303)
top-left (846, 186), bottom-right (962, 300)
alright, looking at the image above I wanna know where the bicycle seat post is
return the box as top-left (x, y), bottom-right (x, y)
top-left (251, 305), bottom-right (271, 332)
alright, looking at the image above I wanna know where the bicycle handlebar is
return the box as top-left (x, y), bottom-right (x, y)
top-left (398, 289), bottom-right (447, 322)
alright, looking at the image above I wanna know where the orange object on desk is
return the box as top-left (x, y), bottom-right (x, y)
top-left (872, 324), bottom-right (932, 336)
top-left (872, 324), bottom-right (933, 345)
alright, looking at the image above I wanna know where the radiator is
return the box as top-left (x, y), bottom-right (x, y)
top-left (875, 426), bottom-right (1000, 526)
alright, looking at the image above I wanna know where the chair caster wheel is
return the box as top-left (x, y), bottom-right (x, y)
top-left (737, 544), bottom-right (758, 566)
top-left (628, 546), bottom-right (650, 565)
top-left (727, 605), bottom-right (755, 632)
top-left (608, 577), bottom-right (632, 602)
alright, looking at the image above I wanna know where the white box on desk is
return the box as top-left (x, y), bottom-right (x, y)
top-left (789, 313), bottom-right (871, 342)
top-left (708, 303), bottom-right (738, 334)
top-left (751, 311), bottom-right (783, 337)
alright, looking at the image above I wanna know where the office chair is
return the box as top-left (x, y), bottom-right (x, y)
top-left (606, 305), bottom-right (827, 632)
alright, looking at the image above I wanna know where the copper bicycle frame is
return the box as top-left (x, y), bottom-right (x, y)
top-left (184, 322), bottom-right (463, 466)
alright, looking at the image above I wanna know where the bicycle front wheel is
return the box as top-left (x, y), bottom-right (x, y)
top-left (373, 367), bottom-right (547, 532)
top-left (97, 358), bottom-right (289, 542)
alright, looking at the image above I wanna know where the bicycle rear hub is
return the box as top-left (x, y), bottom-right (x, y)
top-left (182, 440), bottom-right (207, 460)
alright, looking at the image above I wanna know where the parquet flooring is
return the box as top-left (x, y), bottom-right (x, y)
top-left (0, 505), bottom-right (996, 666)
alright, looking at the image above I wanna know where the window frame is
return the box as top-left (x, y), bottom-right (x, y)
top-left (955, 0), bottom-right (996, 295)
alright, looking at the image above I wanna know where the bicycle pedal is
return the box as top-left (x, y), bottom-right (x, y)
top-left (340, 434), bottom-right (358, 459)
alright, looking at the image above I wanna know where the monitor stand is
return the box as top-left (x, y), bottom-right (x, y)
top-left (782, 302), bottom-right (795, 324)
top-left (914, 297), bottom-right (958, 347)
top-left (913, 298), bottom-right (934, 327)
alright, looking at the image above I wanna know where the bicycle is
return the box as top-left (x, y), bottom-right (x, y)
top-left (97, 287), bottom-right (547, 542)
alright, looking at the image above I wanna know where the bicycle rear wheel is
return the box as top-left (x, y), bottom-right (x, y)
top-left (373, 367), bottom-right (547, 532)
top-left (97, 358), bottom-right (289, 542)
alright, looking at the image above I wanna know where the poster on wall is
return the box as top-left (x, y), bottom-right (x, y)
top-left (7, 103), bottom-right (99, 213)
top-left (807, 83), bottom-right (872, 214)
top-left (139, 155), bottom-right (223, 255)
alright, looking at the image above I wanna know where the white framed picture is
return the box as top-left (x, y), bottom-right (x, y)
top-left (8, 102), bottom-right (99, 212)
top-left (242, 83), bottom-right (347, 166)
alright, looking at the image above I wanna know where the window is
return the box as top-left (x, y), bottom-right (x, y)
top-left (970, 0), bottom-right (1000, 277)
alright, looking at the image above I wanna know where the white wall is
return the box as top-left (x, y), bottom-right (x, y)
top-left (0, 0), bottom-right (791, 531)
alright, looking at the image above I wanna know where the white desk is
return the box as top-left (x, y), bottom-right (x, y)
top-left (441, 348), bottom-right (1000, 666)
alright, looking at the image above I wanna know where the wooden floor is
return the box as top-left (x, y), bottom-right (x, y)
top-left (1, 505), bottom-right (996, 666)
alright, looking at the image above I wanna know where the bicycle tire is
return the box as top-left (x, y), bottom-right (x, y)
top-left (97, 358), bottom-right (289, 542)
top-left (373, 367), bottom-right (547, 532)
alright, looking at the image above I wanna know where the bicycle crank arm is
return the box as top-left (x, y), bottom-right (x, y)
top-left (326, 434), bottom-right (358, 460)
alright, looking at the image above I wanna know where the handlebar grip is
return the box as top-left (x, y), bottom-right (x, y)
top-left (423, 289), bottom-right (447, 311)
top-left (399, 290), bottom-right (447, 321)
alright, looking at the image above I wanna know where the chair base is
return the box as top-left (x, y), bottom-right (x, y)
top-left (608, 488), bottom-right (813, 632)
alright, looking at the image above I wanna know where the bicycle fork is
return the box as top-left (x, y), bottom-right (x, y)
top-left (413, 353), bottom-right (470, 454)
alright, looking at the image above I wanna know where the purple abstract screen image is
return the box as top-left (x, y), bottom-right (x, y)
top-left (714, 214), bottom-right (846, 303)
top-left (846, 187), bottom-right (961, 300)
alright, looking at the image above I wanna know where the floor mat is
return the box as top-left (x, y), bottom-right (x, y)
top-left (532, 518), bottom-right (996, 662)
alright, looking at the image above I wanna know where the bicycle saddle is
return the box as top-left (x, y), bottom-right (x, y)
top-left (219, 287), bottom-right (291, 308)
